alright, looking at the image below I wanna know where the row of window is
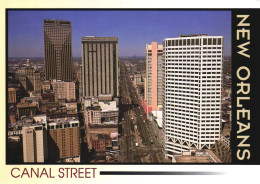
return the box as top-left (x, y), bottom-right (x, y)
top-left (47, 123), bottom-right (79, 129)
top-left (165, 46), bottom-right (222, 51)
top-left (164, 49), bottom-right (222, 53)
top-left (166, 56), bottom-right (201, 58)
top-left (165, 52), bottom-right (222, 56)
top-left (165, 102), bottom-right (199, 107)
top-left (165, 38), bottom-right (222, 47)
top-left (166, 60), bottom-right (221, 64)
top-left (166, 81), bottom-right (200, 84)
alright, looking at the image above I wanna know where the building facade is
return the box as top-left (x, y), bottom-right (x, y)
top-left (99, 101), bottom-right (119, 123)
top-left (47, 118), bottom-right (80, 160)
top-left (17, 102), bottom-right (38, 118)
top-left (88, 124), bottom-right (118, 150)
top-left (134, 73), bottom-right (143, 86)
top-left (162, 35), bottom-right (223, 158)
top-left (52, 80), bottom-right (76, 101)
top-left (43, 19), bottom-right (73, 81)
top-left (84, 98), bottom-right (119, 125)
top-left (42, 91), bottom-right (55, 102)
top-left (42, 80), bottom-right (51, 91)
top-left (22, 124), bottom-right (48, 163)
top-left (145, 42), bottom-right (163, 114)
top-left (90, 134), bottom-right (106, 152)
top-left (82, 37), bottom-right (119, 98)
top-left (85, 106), bottom-right (102, 125)
top-left (8, 88), bottom-right (16, 104)
top-left (19, 64), bottom-right (41, 93)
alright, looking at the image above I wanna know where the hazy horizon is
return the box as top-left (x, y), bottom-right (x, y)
top-left (8, 10), bottom-right (231, 57)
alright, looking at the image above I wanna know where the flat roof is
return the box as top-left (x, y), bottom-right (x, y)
top-left (82, 37), bottom-right (118, 42)
top-left (8, 88), bottom-right (16, 91)
top-left (91, 134), bottom-right (105, 140)
top-left (205, 149), bottom-right (223, 163)
top-left (89, 124), bottom-right (118, 128)
top-left (44, 19), bottom-right (71, 23)
top-left (17, 103), bottom-right (37, 108)
top-left (86, 106), bottom-right (101, 110)
top-left (99, 94), bottom-right (112, 97)
top-left (179, 34), bottom-right (208, 37)
top-left (47, 117), bottom-right (78, 124)
top-left (151, 111), bottom-right (162, 128)
top-left (101, 108), bottom-right (119, 112)
top-left (174, 156), bottom-right (214, 163)
top-left (33, 114), bottom-right (47, 118)
top-left (164, 35), bottom-right (223, 40)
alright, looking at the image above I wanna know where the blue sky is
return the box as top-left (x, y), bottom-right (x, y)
top-left (8, 10), bottom-right (231, 57)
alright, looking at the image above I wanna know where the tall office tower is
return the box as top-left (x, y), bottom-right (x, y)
top-left (22, 125), bottom-right (48, 163)
top-left (145, 42), bottom-right (163, 114)
top-left (43, 19), bottom-right (73, 81)
top-left (82, 37), bottom-right (119, 98)
top-left (162, 35), bottom-right (223, 158)
top-left (47, 117), bottom-right (80, 160)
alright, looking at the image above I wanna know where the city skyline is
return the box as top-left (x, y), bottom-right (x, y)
top-left (8, 10), bottom-right (231, 57)
top-left (7, 11), bottom-right (232, 164)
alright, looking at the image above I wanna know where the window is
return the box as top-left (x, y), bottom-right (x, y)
top-left (213, 38), bottom-right (216, 45)
top-left (168, 40), bottom-right (172, 46)
top-left (196, 39), bottom-right (199, 45)
top-left (218, 38), bottom-right (222, 45)
top-left (191, 39), bottom-right (195, 45)
top-left (183, 39), bottom-right (186, 46)
top-left (179, 40), bottom-right (182, 46)
top-left (203, 38), bottom-right (207, 45)
top-left (208, 39), bottom-right (212, 45)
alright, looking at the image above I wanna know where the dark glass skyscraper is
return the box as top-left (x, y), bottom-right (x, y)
top-left (43, 19), bottom-right (73, 81)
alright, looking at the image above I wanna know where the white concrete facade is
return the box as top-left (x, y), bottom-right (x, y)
top-left (162, 35), bottom-right (223, 158)
top-left (22, 125), bottom-right (48, 163)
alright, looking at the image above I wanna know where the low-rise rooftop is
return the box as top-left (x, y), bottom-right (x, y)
top-left (17, 102), bottom-right (37, 108)
top-left (174, 155), bottom-right (214, 163)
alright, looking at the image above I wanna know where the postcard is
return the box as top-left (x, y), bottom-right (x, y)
top-left (1, 2), bottom-right (260, 184)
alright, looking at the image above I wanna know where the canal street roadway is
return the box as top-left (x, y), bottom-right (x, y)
top-left (118, 61), bottom-right (169, 163)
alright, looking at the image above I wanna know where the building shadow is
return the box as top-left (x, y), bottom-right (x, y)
top-left (46, 135), bottom-right (60, 163)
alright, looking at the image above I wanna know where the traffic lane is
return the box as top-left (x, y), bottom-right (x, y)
top-left (120, 63), bottom-right (159, 163)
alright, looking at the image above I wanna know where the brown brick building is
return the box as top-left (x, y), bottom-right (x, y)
top-left (42, 91), bottom-right (55, 102)
top-left (17, 102), bottom-right (37, 118)
top-left (90, 134), bottom-right (106, 152)
top-left (8, 88), bottom-right (16, 104)
top-left (40, 102), bottom-right (60, 113)
top-left (47, 118), bottom-right (80, 160)
top-left (88, 124), bottom-right (118, 150)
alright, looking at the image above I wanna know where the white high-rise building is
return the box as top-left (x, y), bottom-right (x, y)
top-left (162, 34), bottom-right (223, 158)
